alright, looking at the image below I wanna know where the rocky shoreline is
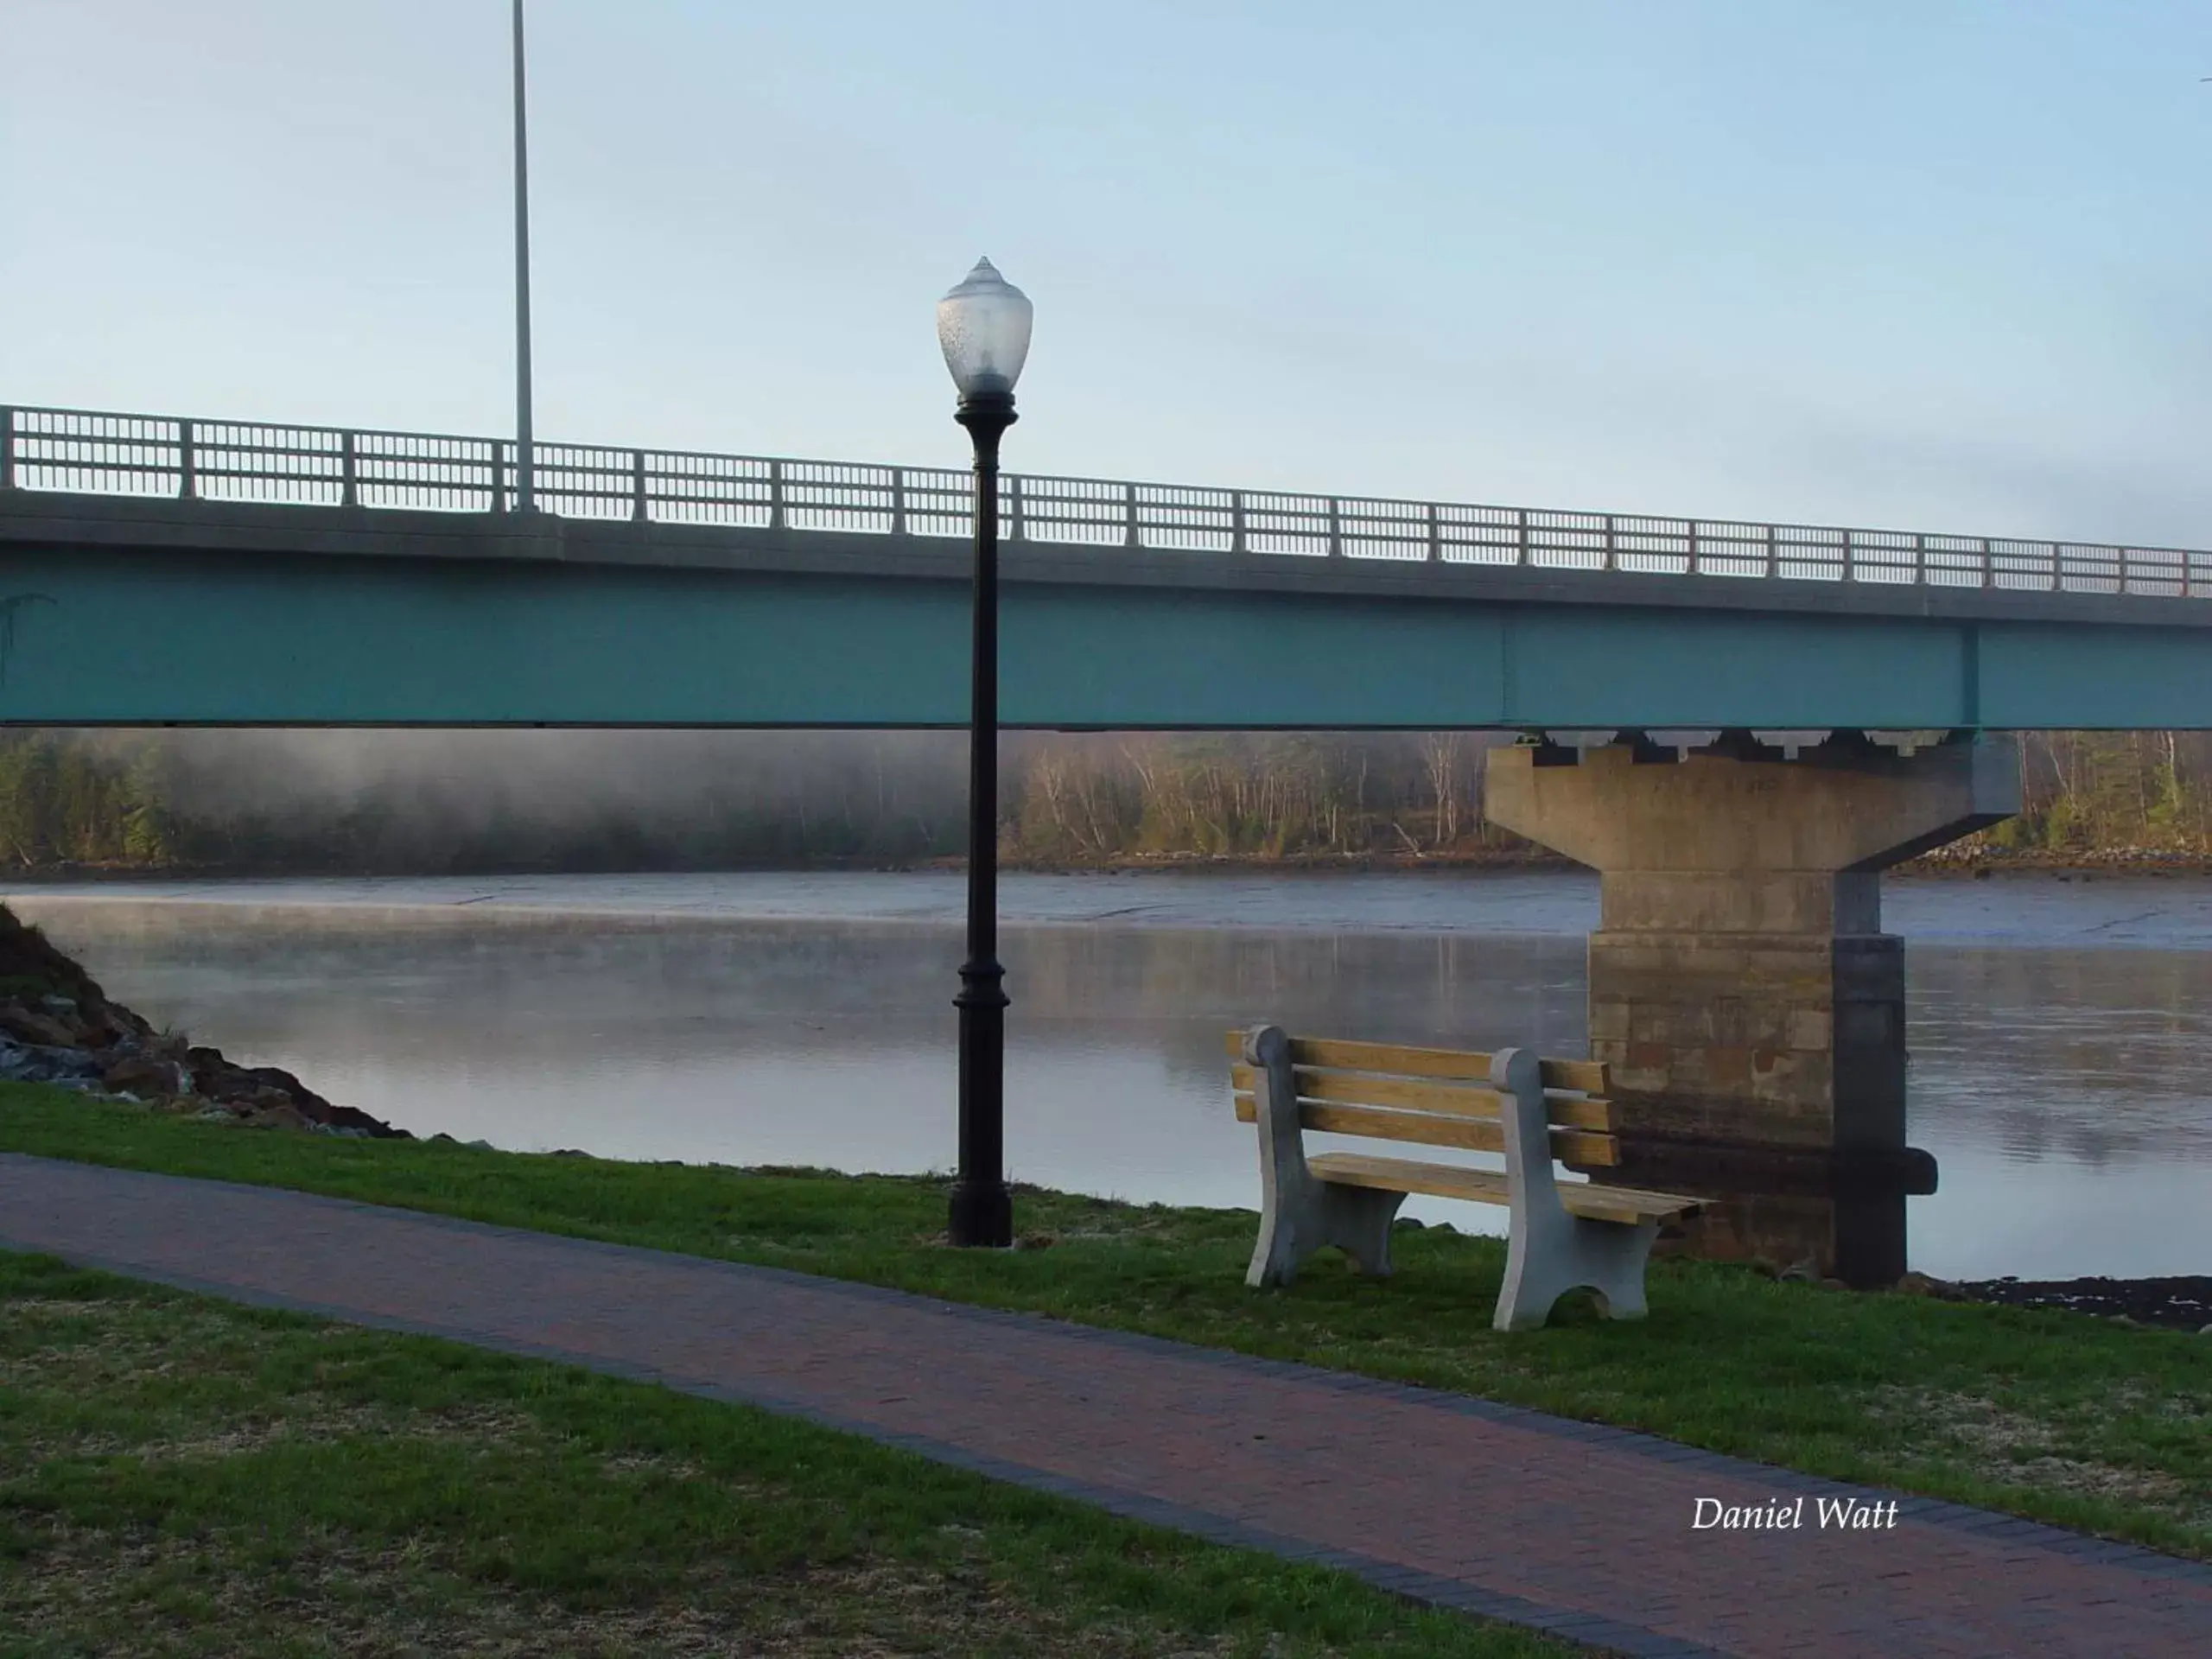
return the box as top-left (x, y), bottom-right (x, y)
top-left (1952, 1275), bottom-right (2212, 1333)
top-left (0, 905), bottom-right (403, 1138)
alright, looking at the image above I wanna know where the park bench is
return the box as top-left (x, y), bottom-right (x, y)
top-left (1226, 1025), bottom-right (1701, 1331)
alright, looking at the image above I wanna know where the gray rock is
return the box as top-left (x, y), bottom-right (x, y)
top-left (0, 1034), bottom-right (104, 1085)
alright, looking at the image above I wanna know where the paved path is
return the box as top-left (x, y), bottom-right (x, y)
top-left (2, 1154), bottom-right (2206, 1658)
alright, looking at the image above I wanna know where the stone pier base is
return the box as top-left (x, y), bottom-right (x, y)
top-left (1486, 732), bottom-right (2019, 1285)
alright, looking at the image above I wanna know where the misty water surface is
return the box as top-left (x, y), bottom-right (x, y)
top-left (10, 868), bottom-right (2212, 1281)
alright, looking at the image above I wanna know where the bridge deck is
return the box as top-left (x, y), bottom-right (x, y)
top-left (2, 402), bottom-right (2208, 730)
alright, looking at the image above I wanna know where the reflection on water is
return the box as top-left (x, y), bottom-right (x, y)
top-left (9, 874), bottom-right (2212, 1282)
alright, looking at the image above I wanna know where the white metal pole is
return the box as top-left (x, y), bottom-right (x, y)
top-left (512, 0), bottom-right (536, 514)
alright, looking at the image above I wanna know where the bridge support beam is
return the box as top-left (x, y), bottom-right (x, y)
top-left (1484, 734), bottom-right (2019, 1286)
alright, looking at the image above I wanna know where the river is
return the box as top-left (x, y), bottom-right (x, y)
top-left (8, 868), bottom-right (2210, 1282)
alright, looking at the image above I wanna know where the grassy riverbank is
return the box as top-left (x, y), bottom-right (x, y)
top-left (0, 1252), bottom-right (1546, 1657)
top-left (3, 1087), bottom-right (2206, 1567)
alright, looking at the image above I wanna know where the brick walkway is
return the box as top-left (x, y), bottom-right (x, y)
top-left (2, 1154), bottom-right (2205, 1658)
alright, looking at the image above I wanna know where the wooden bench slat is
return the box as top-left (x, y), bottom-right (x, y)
top-left (1539, 1057), bottom-right (1610, 1095)
top-left (1309, 1150), bottom-right (1507, 1205)
top-left (1233, 1091), bottom-right (1619, 1166)
top-left (1307, 1152), bottom-right (1699, 1224)
top-left (1222, 1030), bottom-right (1609, 1096)
top-left (1537, 1091), bottom-right (1612, 1131)
top-left (1557, 1184), bottom-right (1704, 1224)
top-left (1228, 1063), bottom-right (1615, 1131)
top-left (1284, 1035), bottom-right (1493, 1077)
top-left (1294, 1035), bottom-right (1610, 1095)
top-left (1230, 1063), bottom-right (1502, 1119)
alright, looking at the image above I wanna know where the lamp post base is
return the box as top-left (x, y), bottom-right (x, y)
top-left (950, 960), bottom-right (1013, 1249)
top-left (947, 1179), bottom-right (1014, 1249)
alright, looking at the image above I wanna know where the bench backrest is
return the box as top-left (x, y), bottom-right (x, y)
top-left (1224, 1030), bottom-right (1619, 1166)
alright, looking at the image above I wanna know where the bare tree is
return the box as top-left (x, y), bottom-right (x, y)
top-left (1420, 732), bottom-right (1463, 849)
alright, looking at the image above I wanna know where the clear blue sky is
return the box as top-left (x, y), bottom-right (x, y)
top-left (5, 1), bottom-right (2210, 543)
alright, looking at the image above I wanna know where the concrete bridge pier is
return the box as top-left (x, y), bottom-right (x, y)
top-left (1484, 732), bottom-right (2020, 1287)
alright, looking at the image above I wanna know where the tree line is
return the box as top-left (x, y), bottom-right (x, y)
top-left (0, 728), bottom-right (2197, 874)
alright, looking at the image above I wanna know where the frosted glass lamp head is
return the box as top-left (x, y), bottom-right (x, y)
top-left (937, 257), bottom-right (1033, 404)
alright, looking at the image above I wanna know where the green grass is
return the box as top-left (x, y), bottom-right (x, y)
top-left (3, 1085), bottom-right (2207, 1567)
top-left (0, 1252), bottom-right (1558, 1658)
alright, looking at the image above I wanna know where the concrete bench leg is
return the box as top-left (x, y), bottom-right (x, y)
top-left (1248, 1179), bottom-right (1407, 1288)
top-left (1242, 1024), bottom-right (1408, 1288)
top-left (1494, 1211), bottom-right (1661, 1332)
top-left (1491, 1046), bottom-right (1659, 1332)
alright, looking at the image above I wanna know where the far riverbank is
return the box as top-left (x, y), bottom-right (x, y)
top-left (7, 837), bottom-right (2212, 887)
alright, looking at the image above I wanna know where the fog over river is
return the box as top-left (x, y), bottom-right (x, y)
top-left (10, 868), bottom-right (2211, 1281)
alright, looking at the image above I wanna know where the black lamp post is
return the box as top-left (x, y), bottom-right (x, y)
top-left (936, 256), bottom-right (1033, 1249)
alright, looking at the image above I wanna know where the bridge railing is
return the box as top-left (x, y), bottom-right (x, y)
top-left (3, 401), bottom-right (2205, 599)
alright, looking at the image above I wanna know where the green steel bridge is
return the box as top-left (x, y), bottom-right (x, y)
top-left (0, 401), bottom-right (2203, 733)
